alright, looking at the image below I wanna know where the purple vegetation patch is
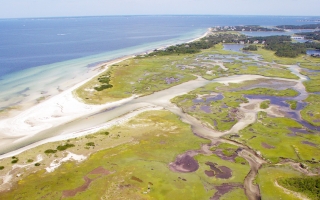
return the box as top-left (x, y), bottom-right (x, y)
top-left (169, 154), bottom-right (199, 173)
top-left (211, 183), bottom-right (244, 200)
top-left (206, 94), bottom-right (224, 102)
top-left (165, 77), bottom-right (179, 84)
top-left (289, 128), bottom-right (309, 134)
top-left (213, 149), bottom-right (238, 162)
top-left (205, 162), bottom-right (232, 179)
top-left (302, 141), bottom-right (317, 147)
top-left (261, 142), bottom-right (275, 149)
top-left (193, 98), bottom-right (204, 103)
top-left (200, 105), bottom-right (211, 113)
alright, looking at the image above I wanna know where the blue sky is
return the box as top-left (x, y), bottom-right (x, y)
top-left (0, 0), bottom-right (319, 18)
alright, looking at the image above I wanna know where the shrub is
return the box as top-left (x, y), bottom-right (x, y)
top-left (86, 142), bottom-right (95, 147)
top-left (27, 159), bottom-right (34, 163)
top-left (243, 45), bottom-right (258, 51)
top-left (56, 143), bottom-right (75, 151)
top-left (11, 160), bottom-right (18, 164)
top-left (44, 149), bottom-right (57, 154)
top-left (260, 100), bottom-right (270, 109)
top-left (11, 156), bottom-right (19, 164)
top-left (34, 163), bottom-right (41, 166)
top-left (0, 166), bottom-right (4, 170)
top-left (102, 131), bottom-right (110, 136)
top-left (94, 74), bottom-right (113, 91)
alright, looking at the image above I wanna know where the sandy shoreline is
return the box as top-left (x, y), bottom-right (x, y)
top-left (0, 29), bottom-right (210, 158)
top-left (0, 105), bottom-right (162, 160)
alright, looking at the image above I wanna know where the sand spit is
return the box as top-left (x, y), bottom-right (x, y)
top-left (0, 105), bottom-right (162, 160)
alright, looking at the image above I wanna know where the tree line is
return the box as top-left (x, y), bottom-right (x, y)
top-left (248, 35), bottom-right (320, 57)
top-left (297, 31), bottom-right (320, 41)
top-left (146, 33), bottom-right (246, 56)
top-left (143, 33), bottom-right (320, 58)
top-left (276, 24), bottom-right (320, 29)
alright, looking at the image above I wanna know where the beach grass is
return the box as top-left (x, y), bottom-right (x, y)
top-left (75, 42), bottom-right (301, 105)
top-left (75, 55), bottom-right (197, 104)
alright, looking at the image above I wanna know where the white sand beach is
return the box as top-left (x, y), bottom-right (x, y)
top-left (0, 30), bottom-right (212, 157)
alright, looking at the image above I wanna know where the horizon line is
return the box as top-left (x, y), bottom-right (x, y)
top-left (1, 14), bottom-right (320, 20)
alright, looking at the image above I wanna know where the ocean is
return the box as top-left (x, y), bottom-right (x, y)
top-left (0, 15), bottom-right (319, 111)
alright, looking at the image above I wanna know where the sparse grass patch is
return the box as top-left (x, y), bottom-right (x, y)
top-left (242, 88), bottom-right (299, 97)
top-left (224, 61), bottom-right (299, 80)
top-left (260, 100), bottom-right (270, 109)
top-left (302, 72), bottom-right (320, 93)
top-left (301, 94), bottom-right (320, 126)
top-left (299, 62), bottom-right (320, 70)
top-left (256, 48), bottom-right (314, 65)
top-left (75, 55), bottom-right (197, 104)
top-left (220, 188), bottom-right (247, 200)
top-left (227, 112), bottom-right (320, 163)
top-left (286, 100), bottom-right (298, 110)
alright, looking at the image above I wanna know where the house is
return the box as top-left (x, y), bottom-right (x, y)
top-left (291, 36), bottom-right (305, 40)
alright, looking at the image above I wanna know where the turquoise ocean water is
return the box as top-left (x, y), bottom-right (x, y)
top-left (0, 15), bottom-right (319, 111)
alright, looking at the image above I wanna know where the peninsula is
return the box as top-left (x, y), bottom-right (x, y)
top-left (0, 26), bottom-right (320, 200)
